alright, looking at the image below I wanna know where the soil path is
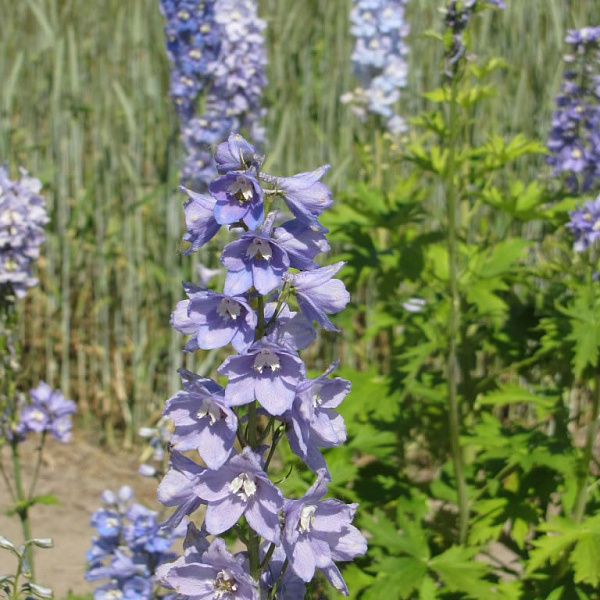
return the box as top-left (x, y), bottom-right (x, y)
top-left (0, 433), bottom-right (163, 598)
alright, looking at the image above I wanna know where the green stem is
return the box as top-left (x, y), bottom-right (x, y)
top-left (0, 456), bottom-right (17, 503)
top-left (246, 292), bottom-right (266, 580)
top-left (263, 426), bottom-right (285, 472)
top-left (11, 554), bottom-right (23, 600)
top-left (573, 367), bottom-right (600, 522)
top-left (11, 439), bottom-right (34, 578)
top-left (268, 559), bottom-right (289, 600)
top-left (445, 77), bottom-right (469, 546)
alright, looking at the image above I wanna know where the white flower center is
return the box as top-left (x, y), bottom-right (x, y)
top-left (253, 349), bottom-right (280, 374)
top-left (231, 176), bottom-right (254, 204)
top-left (593, 220), bottom-right (600, 232)
top-left (195, 399), bottom-right (221, 425)
top-left (4, 258), bottom-right (17, 272)
top-left (217, 298), bottom-right (242, 322)
top-left (214, 569), bottom-right (238, 598)
top-left (105, 516), bottom-right (119, 530)
top-left (571, 147), bottom-right (583, 159)
top-left (31, 409), bottom-right (45, 422)
top-left (229, 473), bottom-right (257, 501)
top-left (298, 505), bottom-right (317, 533)
top-left (189, 48), bottom-right (202, 60)
top-left (312, 383), bottom-right (323, 407)
top-left (177, 9), bottom-right (189, 20)
top-left (105, 591), bottom-right (122, 600)
top-left (245, 238), bottom-right (272, 261)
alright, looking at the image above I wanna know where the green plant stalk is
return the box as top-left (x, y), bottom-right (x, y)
top-left (573, 366), bottom-right (600, 522)
top-left (11, 439), bottom-right (34, 578)
top-left (11, 553), bottom-right (24, 600)
top-left (246, 294), bottom-right (266, 580)
top-left (444, 77), bottom-right (469, 545)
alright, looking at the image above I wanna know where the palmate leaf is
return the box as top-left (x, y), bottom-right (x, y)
top-left (476, 384), bottom-right (556, 418)
top-left (526, 515), bottom-right (600, 584)
top-left (362, 510), bottom-right (429, 559)
top-left (557, 283), bottom-right (600, 378)
top-left (570, 532), bottom-right (600, 586)
top-left (429, 546), bottom-right (520, 598)
top-left (363, 556), bottom-right (428, 600)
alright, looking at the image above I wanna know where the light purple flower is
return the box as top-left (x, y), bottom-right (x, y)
top-left (18, 382), bottom-right (76, 442)
top-left (284, 364), bottom-right (350, 475)
top-left (264, 303), bottom-right (316, 353)
top-left (158, 450), bottom-right (206, 529)
top-left (218, 340), bottom-right (305, 415)
top-left (0, 164), bottom-right (49, 297)
top-left (221, 221), bottom-right (290, 297)
top-left (210, 169), bottom-right (265, 230)
top-left (275, 166), bottom-right (333, 232)
top-left (171, 284), bottom-right (257, 353)
top-left (157, 537), bottom-right (259, 600)
top-left (215, 133), bottom-right (264, 175)
top-left (194, 448), bottom-right (283, 544)
top-left (282, 472), bottom-right (367, 595)
top-left (289, 262), bottom-right (350, 332)
top-left (181, 187), bottom-right (221, 254)
top-left (567, 195), bottom-right (600, 251)
top-left (260, 543), bottom-right (306, 600)
top-left (273, 219), bottom-right (330, 270)
top-left (163, 371), bottom-right (237, 469)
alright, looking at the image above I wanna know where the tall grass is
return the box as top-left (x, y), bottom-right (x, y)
top-left (0, 0), bottom-right (596, 442)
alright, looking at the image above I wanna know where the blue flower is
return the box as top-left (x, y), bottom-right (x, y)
top-left (194, 448), bottom-right (283, 543)
top-left (160, 0), bottom-right (267, 188)
top-left (0, 164), bottom-right (49, 298)
top-left (548, 27), bottom-right (600, 192)
top-left (342, 0), bottom-right (409, 133)
top-left (567, 195), bottom-right (600, 252)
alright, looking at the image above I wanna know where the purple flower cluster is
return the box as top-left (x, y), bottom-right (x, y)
top-left (567, 194), bottom-right (600, 252)
top-left (11, 382), bottom-right (75, 443)
top-left (157, 133), bottom-right (367, 599)
top-left (547, 27), bottom-right (600, 193)
top-left (160, 0), bottom-right (267, 189)
top-left (443, 0), bottom-right (505, 77)
top-left (341, 0), bottom-right (410, 134)
top-left (86, 486), bottom-right (183, 600)
top-left (0, 164), bottom-right (49, 298)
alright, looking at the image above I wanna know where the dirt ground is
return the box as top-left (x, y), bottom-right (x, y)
top-left (0, 432), bottom-right (164, 598)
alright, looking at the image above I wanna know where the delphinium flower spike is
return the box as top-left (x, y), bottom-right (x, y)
top-left (85, 486), bottom-right (184, 600)
top-left (0, 164), bottom-right (49, 298)
top-left (342, 0), bottom-right (410, 134)
top-left (548, 26), bottom-right (600, 193)
top-left (160, 0), bottom-right (267, 189)
top-left (157, 133), bottom-right (367, 599)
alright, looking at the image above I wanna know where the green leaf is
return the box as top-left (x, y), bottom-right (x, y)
top-left (362, 510), bottom-right (429, 559)
top-left (429, 546), bottom-right (495, 598)
top-left (471, 239), bottom-right (527, 279)
top-left (476, 384), bottom-right (556, 417)
top-left (571, 531), bottom-right (600, 586)
top-left (526, 519), bottom-right (580, 574)
top-left (364, 557), bottom-right (428, 600)
top-left (30, 494), bottom-right (59, 506)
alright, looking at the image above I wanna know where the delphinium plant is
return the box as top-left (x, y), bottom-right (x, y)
top-left (85, 486), bottom-right (184, 600)
top-left (0, 535), bottom-right (54, 600)
top-left (160, 0), bottom-right (267, 189)
top-left (547, 26), bottom-right (600, 193)
top-left (341, 0), bottom-right (410, 134)
top-left (0, 164), bottom-right (74, 582)
top-left (154, 133), bottom-right (367, 599)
